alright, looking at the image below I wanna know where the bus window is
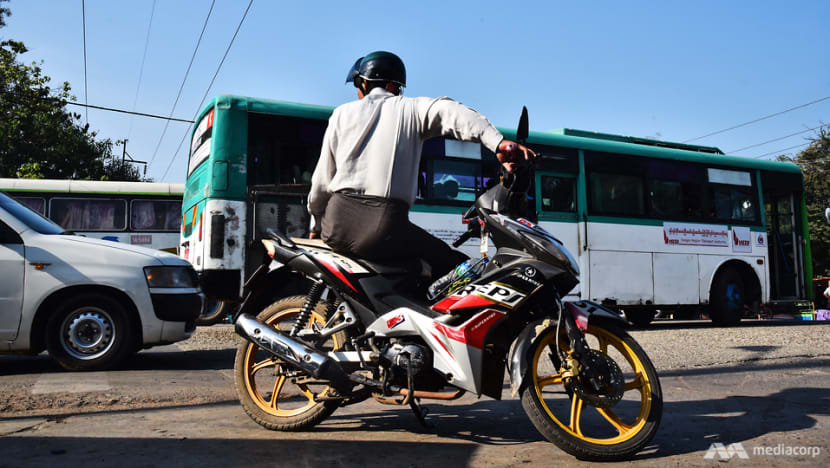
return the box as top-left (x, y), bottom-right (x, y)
top-left (247, 114), bottom-right (325, 187)
top-left (709, 184), bottom-right (757, 222)
top-left (13, 197), bottom-right (46, 216)
top-left (589, 173), bottom-right (645, 216)
top-left (50, 198), bottom-right (127, 231)
top-left (647, 161), bottom-right (704, 219)
top-left (131, 200), bottom-right (183, 232)
top-left (540, 176), bottom-right (576, 213)
top-left (428, 159), bottom-right (483, 202)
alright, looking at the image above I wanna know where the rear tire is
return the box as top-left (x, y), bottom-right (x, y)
top-left (520, 321), bottom-right (662, 461)
top-left (234, 296), bottom-right (344, 431)
top-left (710, 268), bottom-right (745, 326)
top-left (46, 293), bottom-right (135, 371)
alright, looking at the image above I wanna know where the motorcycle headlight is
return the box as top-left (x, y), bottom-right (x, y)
top-left (144, 266), bottom-right (199, 288)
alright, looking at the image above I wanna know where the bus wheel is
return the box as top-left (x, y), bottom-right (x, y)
top-left (625, 309), bottom-right (655, 328)
top-left (710, 269), bottom-right (745, 326)
top-left (197, 300), bottom-right (231, 326)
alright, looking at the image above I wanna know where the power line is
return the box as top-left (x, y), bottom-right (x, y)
top-left (161, 0), bottom-right (255, 181)
top-left (1, 90), bottom-right (194, 123)
top-left (728, 124), bottom-right (828, 153)
top-left (65, 101), bottom-right (194, 123)
top-left (81, 0), bottom-right (88, 125)
top-left (752, 142), bottom-right (812, 159)
top-left (127, 0), bottom-right (157, 141)
top-left (684, 95), bottom-right (830, 143)
top-left (146, 0), bottom-right (216, 170)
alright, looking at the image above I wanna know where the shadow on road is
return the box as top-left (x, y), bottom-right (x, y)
top-left (0, 435), bottom-right (480, 468)
top-left (0, 348), bottom-right (235, 376)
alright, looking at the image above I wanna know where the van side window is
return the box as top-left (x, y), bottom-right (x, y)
top-left (0, 220), bottom-right (23, 244)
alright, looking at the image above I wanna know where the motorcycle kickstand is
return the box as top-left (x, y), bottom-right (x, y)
top-left (409, 398), bottom-right (434, 430)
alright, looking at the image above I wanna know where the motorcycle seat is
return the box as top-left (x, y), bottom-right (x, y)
top-left (358, 258), bottom-right (430, 277)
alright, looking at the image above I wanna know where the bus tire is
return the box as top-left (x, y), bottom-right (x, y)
top-left (46, 293), bottom-right (135, 371)
top-left (625, 309), bottom-right (655, 327)
top-left (197, 300), bottom-right (231, 326)
top-left (710, 268), bottom-right (745, 326)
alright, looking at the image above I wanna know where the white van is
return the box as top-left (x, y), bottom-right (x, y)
top-left (0, 192), bottom-right (203, 370)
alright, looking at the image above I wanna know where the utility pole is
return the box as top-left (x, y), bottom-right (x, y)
top-left (120, 140), bottom-right (148, 175)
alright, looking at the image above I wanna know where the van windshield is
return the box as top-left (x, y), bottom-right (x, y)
top-left (0, 192), bottom-right (65, 235)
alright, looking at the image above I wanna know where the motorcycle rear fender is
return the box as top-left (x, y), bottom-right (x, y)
top-left (506, 300), bottom-right (626, 396)
top-left (233, 261), bottom-right (310, 322)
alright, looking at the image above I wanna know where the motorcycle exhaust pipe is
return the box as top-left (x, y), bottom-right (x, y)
top-left (235, 313), bottom-right (350, 391)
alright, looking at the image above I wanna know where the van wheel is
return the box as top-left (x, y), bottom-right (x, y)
top-left (46, 294), bottom-right (134, 371)
top-left (710, 269), bottom-right (745, 326)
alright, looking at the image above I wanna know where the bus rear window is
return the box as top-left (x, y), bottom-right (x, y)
top-left (188, 109), bottom-right (215, 175)
top-left (50, 198), bottom-right (127, 231)
top-left (131, 200), bottom-right (182, 232)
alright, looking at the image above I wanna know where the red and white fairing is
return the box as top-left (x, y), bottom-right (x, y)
top-left (367, 307), bottom-right (506, 394)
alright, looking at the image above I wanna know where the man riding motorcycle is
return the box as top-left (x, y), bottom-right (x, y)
top-left (307, 50), bottom-right (535, 281)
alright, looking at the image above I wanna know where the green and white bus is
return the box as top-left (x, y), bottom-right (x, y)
top-left (180, 95), bottom-right (811, 326)
top-left (0, 178), bottom-right (183, 253)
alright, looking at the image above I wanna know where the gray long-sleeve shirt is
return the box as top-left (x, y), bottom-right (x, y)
top-left (307, 88), bottom-right (504, 232)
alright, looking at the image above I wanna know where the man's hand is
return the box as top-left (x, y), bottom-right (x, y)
top-left (309, 232), bottom-right (319, 239)
top-left (497, 139), bottom-right (536, 173)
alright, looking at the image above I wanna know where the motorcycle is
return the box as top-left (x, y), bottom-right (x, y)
top-left (231, 110), bottom-right (662, 461)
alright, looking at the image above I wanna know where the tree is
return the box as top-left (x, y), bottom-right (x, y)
top-left (0, 1), bottom-right (142, 181)
top-left (779, 127), bottom-right (830, 276)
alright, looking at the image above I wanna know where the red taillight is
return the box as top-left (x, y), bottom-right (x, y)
top-left (262, 240), bottom-right (276, 259)
top-left (198, 213), bottom-right (203, 241)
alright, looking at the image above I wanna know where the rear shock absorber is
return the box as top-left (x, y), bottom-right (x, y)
top-left (290, 279), bottom-right (326, 336)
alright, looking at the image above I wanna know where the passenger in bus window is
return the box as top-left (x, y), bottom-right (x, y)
top-left (823, 281), bottom-right (830, 307)
top-left (307, 51), bottom-right (534, 281)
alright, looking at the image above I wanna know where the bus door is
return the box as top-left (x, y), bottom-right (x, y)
top-left (764, 191), bottom-right (803, 299)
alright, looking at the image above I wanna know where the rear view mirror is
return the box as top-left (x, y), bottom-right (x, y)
top-left (517, 106), bottom-right (529, 143)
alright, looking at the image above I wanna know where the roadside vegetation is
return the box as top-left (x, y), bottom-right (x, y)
top-left (0, 0), bottom-right (141, 181)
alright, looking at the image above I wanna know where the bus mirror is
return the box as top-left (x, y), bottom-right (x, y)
top-left (517, 106), bottom-right (529, 143)
top-left (825, 207), bottom-right (830, 225)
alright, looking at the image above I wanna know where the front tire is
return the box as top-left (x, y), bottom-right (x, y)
top-left (234, 296), bottom-right (344, 431)
top-left (46, 293), bottom-right (135, 371)
top-left (520, 320), bottom-right (662, 461)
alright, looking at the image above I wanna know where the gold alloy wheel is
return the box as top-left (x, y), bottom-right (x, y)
top-left (531, 324), bottom-right (655, 445)
top-left (240, 308), bottom-right (341, 417)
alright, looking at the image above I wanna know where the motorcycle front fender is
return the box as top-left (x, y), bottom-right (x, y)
top-left (507, 318), bottom-right (554, 397)
top-left (506, 300), bottom-right (627, 396)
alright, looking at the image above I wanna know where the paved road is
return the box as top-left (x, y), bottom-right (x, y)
top-left (2, 322), bottom-right (830, 467)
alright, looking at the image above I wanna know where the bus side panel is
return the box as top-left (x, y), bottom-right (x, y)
top-left (589, 250), bottom-right (654, 305)
top-left (653, 253), bottom-right (699, 304)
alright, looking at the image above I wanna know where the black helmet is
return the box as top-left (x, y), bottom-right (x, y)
top-left (345, 51), bottom-right (406, 88)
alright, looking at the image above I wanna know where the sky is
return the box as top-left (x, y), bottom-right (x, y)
top-left (2, 0), bottom-right (828, 182)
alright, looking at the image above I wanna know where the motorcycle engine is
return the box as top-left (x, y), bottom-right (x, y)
top-left (380, 342), bottom-right (428, 376)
